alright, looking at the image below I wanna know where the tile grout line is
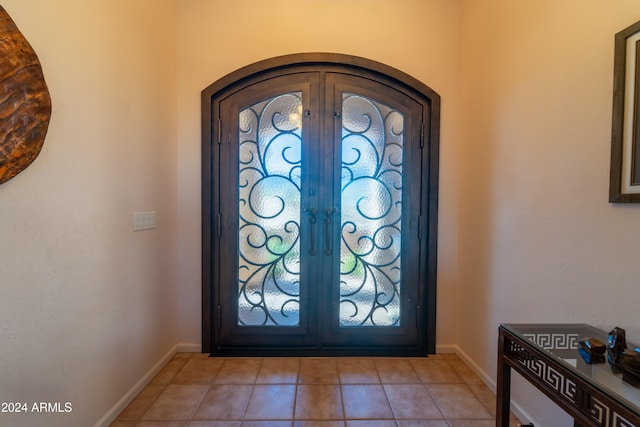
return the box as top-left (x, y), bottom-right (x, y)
top-left (371, 359), bottom-right (402, 425)
top-left (111, 354), bottom-right (520, 426)
top-left (291, 365), bottom-right (299, 424)
top-left (131, 354), bottom-right (192, 423)
top-left (186, 382), bottom-right (212, 423)
top-left (242, 357), bottom-right (263, 421)
top-left (338, 361), bottom-right (346, 423)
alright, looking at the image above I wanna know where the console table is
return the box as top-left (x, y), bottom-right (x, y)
top-left (497, 324), bottom-right (640, 427)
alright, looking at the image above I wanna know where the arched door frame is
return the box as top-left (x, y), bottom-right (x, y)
top-left (201, 53), bottom-right (440, 354)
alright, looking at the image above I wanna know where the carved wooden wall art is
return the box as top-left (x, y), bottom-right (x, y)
top-left (0, 5), bottom-right (51, 184)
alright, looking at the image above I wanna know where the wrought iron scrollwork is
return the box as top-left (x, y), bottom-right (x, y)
top-left (339, 93), bottom-right (404, 327)
top-left (237, 92), bottom-right (303, 326)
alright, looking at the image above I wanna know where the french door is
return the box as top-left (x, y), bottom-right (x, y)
top-left (202, 54), bottom-right (440, 356)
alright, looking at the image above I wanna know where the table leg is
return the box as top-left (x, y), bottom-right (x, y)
top-left (497, 332), bottom-right (511, 427)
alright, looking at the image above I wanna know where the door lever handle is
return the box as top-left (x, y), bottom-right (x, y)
top-left (305, 208), bottom-right (317, 255)
top-left (324, 208), bottom-right (336, 255)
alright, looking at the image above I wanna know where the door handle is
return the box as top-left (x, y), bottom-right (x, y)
top-left (324, 208), bottom-right (336, 255)
top-left (305, 208), bottom-right (317, 255)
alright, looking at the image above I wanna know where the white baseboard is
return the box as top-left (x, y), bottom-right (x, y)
top-left (177, 342), bottom-right (202, 353)
top-left (454, 345), bottom-right (496, 390)
top-left (93, 344), bottom-right (177, 427)
top-left (454, 345), bottom-right (537, 426)
top-left (435, 343), bottom-right (457, 354)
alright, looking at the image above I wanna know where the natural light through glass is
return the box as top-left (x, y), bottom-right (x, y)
top-left (237, 93), bottom-right (302, 326)
top-left (339, 93), bottom-right (404, 327)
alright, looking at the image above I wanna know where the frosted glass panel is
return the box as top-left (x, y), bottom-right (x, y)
top-left (237, 93), bottom-right (302, 326)
top-left (340, 93), bottom-right (403, 327)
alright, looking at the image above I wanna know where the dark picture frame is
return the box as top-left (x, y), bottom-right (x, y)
top-left (610, 19), bottom-right (640, 203)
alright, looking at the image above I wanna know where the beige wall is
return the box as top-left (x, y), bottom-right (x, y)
top-left (4, 0), bottom-right (640, 425)
top-left (459, 1), bottom-right (640, 424)
top-left (175, 0), bottom-right (463, 351)
top-left (0, 1), bottom-right (178, 426)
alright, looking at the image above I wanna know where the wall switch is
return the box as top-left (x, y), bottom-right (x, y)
top-left (133, 211), bottom-right (156, 231)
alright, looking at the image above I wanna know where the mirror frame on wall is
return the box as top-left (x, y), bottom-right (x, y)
top-left (610, 19), bottom-right (640, 203)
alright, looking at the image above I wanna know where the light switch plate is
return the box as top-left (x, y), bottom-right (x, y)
top-left (133, 211), bottom-right (156, 231)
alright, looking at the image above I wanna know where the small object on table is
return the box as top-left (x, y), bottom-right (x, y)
top-left (607, 327), bottom-right (628, 367)
top-left (579, 347), bottom-right (605, 364)
top-left (623, 349), bottom-right (640, 387)
top-left (578, 337), bottom-right (606, 364)
top-left (580, 337), bottom-right (607, 354)
top-left (623, 349), bottom-right (640, 372)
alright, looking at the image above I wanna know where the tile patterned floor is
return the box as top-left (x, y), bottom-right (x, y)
top-left (110, 353), bottom-right (522, 427)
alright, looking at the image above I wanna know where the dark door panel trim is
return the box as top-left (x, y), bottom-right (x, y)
top-left (202, 53), bottom-right (440, 355)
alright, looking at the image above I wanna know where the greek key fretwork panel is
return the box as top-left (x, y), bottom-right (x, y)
top-left (507, 340), bottom-right (577, 404)
top-left (612, 412), bottom-right (636, 427)
top-left (524, 333), bottom-right (580, 351)
top-left (592, 397), bottom-right (611, 425)
top-left (591, 397), bottom-right (636, 427)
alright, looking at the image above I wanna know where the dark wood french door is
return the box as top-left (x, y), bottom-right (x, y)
top-left (202, 54), bottom-right (440, 356)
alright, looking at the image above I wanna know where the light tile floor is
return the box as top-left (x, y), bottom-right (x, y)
top-left (110, 353), bottom-right (522, 427)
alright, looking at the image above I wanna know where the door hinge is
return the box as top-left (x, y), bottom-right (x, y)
top-left (420, 122), bottom-right (425, 148)
top-left (217, 305), bottom-right (222, 328)
top-left (418, 215), bottom-right (423, 240)
top-left (217, 119), bottom-right (222, 145)
top-left (216, 213), bottom-right (222, 237)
